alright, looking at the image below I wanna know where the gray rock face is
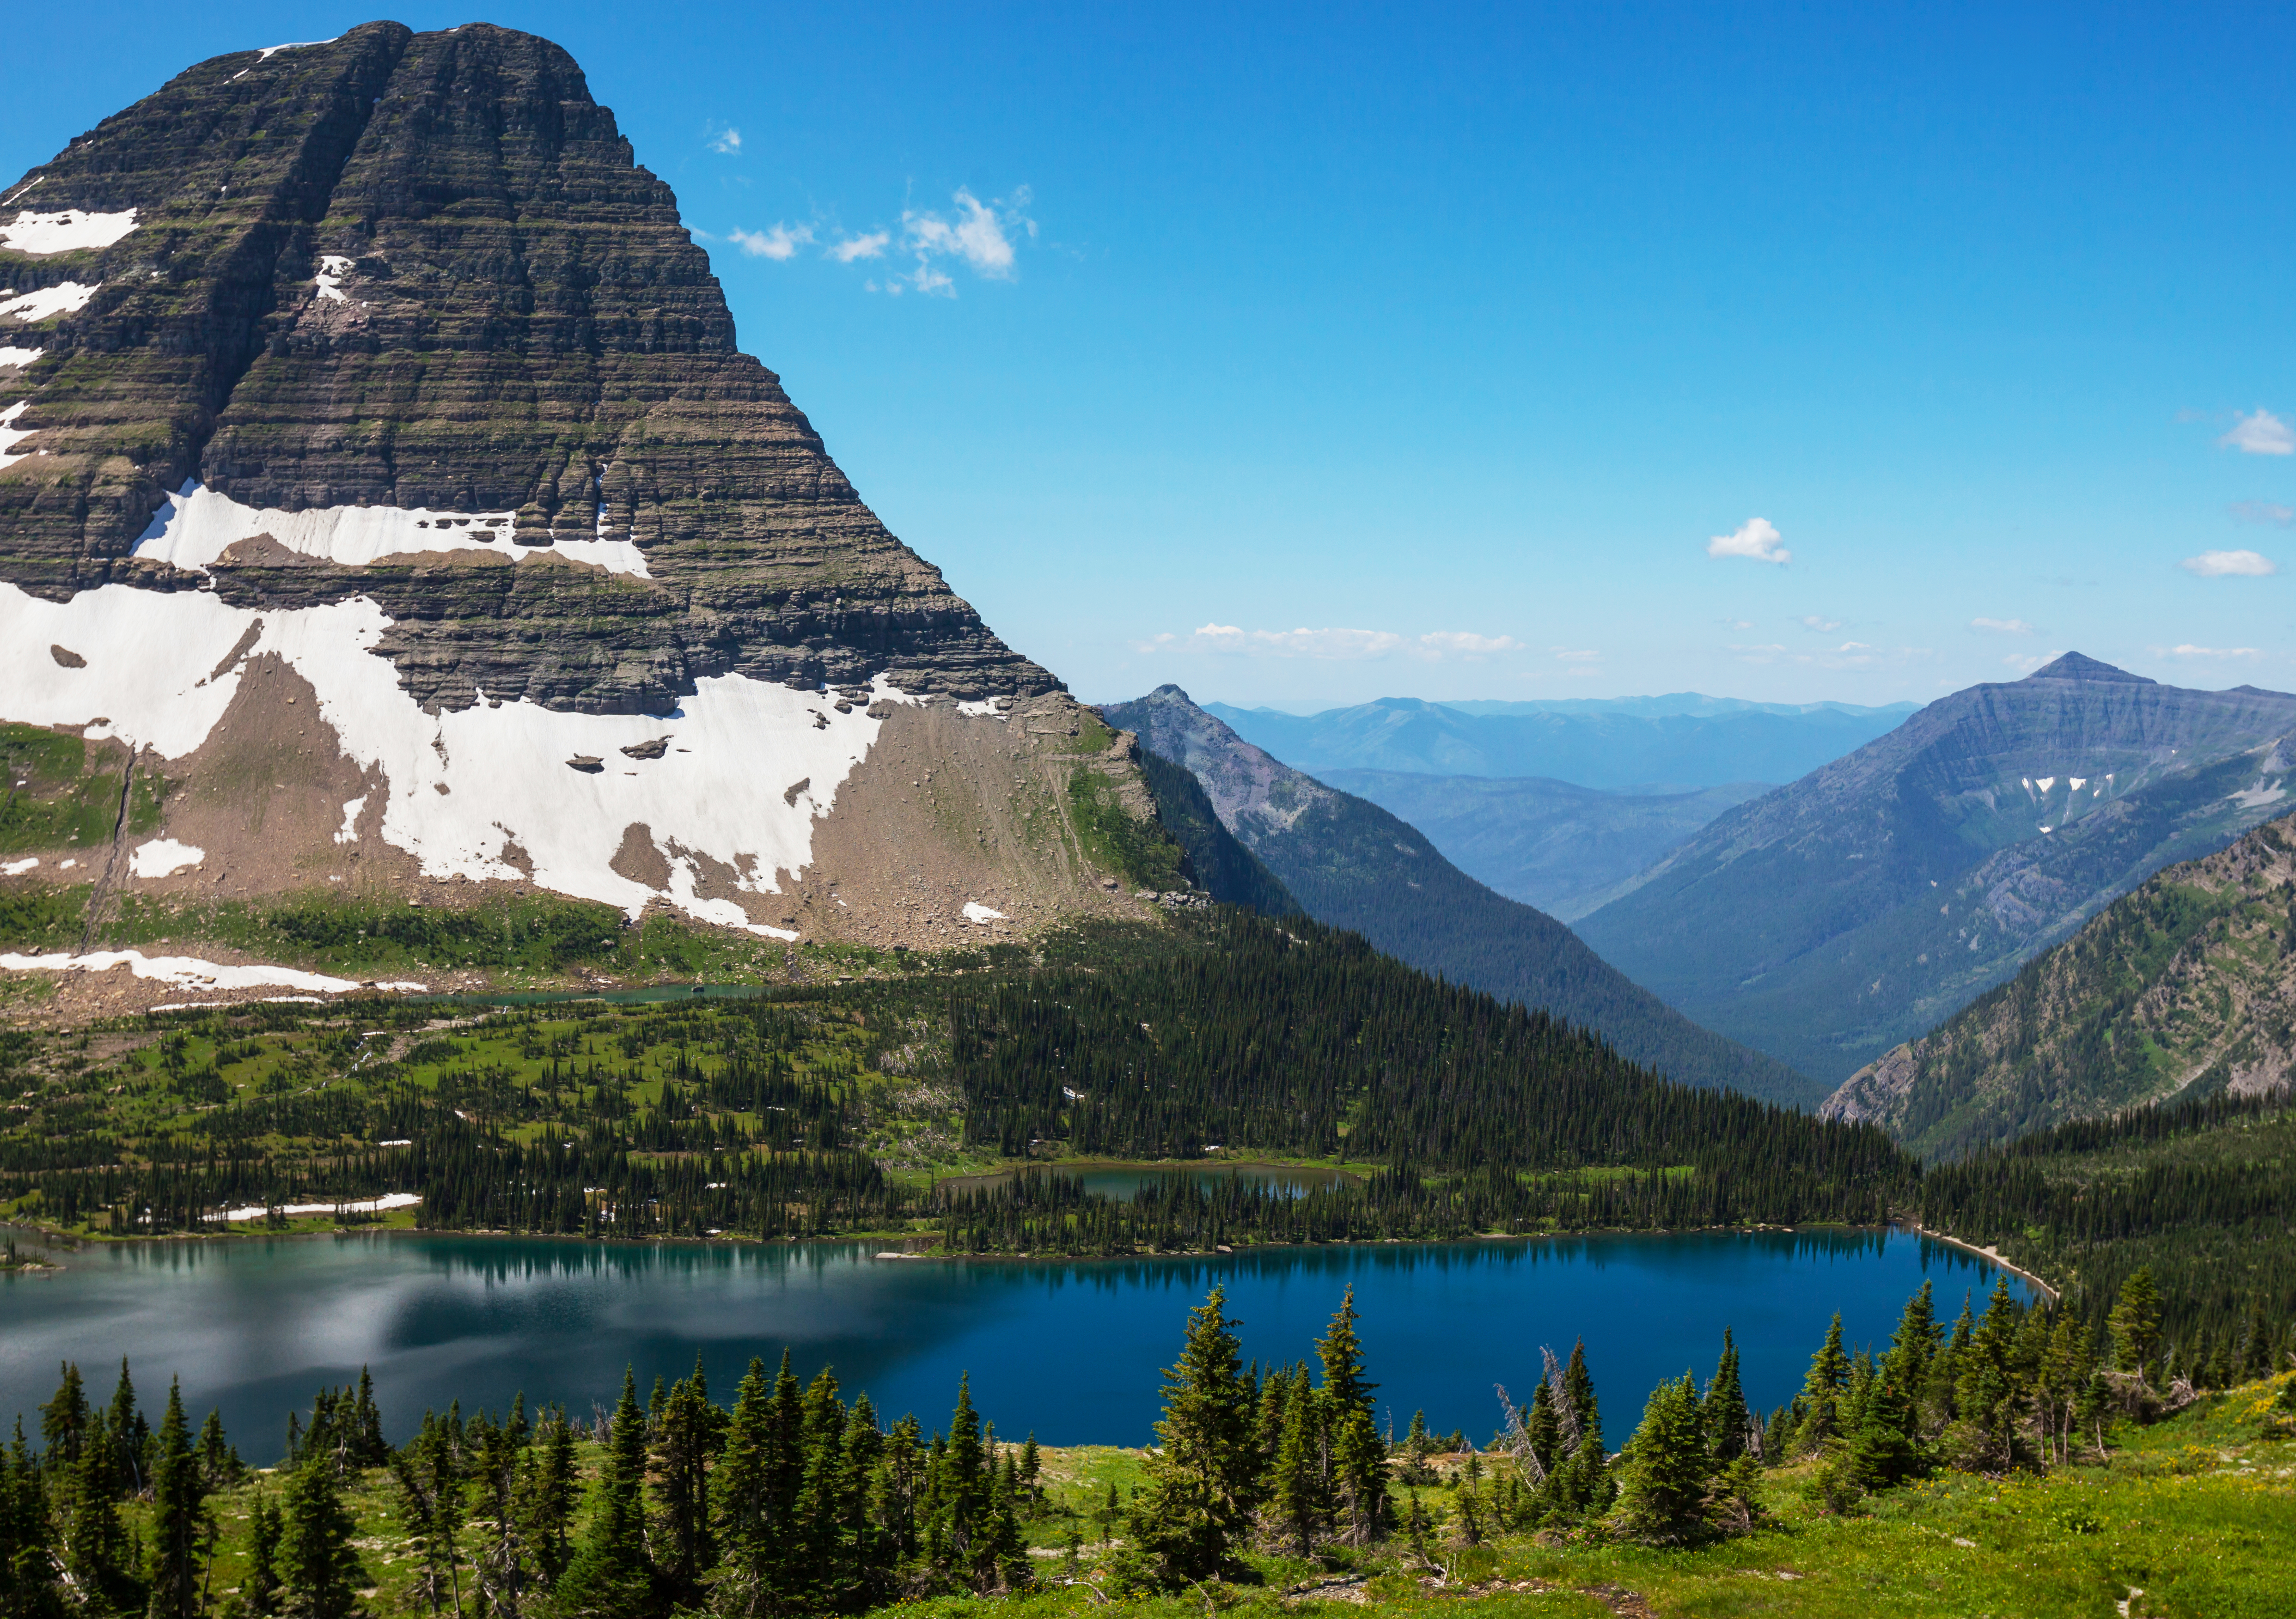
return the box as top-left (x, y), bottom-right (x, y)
top-left (0, 22), bottom-right (1055, 712)
top-left (1576, 656), bottom-right (2296, 1085)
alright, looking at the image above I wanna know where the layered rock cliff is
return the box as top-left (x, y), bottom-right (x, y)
top-left (0, 24), bottom-right (1173, 969)
top-left (1, 22), bottom-right (1054, 711)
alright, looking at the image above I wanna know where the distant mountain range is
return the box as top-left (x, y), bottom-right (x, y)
top-left (1575, 654), bottom-right (2296, 1097)
top-left (1206, 696), bottom-right (1915, 790)
top-left (1318, 771), bottom-right (1768, 921)
top-left (1824, 808), bottom-right (2296, 1158)
top-left (1104, 686), bottom-right (1811, 1102)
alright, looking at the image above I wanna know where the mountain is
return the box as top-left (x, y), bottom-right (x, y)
top-left (1317, 771), bottom-right (1766, 920)
top-left (0, 24), bottom-right (1178, 966)
top-left (1204, 695), bottom-right (1911, 790)
top-left (1576, 655), bottom-right (2296, 1091)
top-left (1131, 749), bottom-right (1300, 917)
top-left (1825, 808), bottom-right (2296, 1159)
top-left (1441, 694), bottom-right (1917, 721)
top-left (1102, 685), bottom-right (1812, 1101)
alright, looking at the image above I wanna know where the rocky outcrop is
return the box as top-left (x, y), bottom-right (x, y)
top-left (1, 23), bottom-right (1052, 711)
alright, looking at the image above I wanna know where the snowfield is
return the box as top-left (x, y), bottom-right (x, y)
top-left (0, 575), bottom-right (964, 932)
top-left (0, 949), bottom-right (426, 996)
top-left (0, 208), bottom-right (138, 255)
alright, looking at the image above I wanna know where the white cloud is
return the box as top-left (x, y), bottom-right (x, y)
top-left (1799, 615), bottom-right (1841, 632)
top-left (1421, 631), bottom-right (1524, 656)
top-left (1147, 623), bottom-right (1520, 661)
top-left (1972, 617), bottom-right (2034, 633)
top-left (708, 126), bottom-right (742, 155)
top-left (2002, 650), bottom-right (2068, 672)
top-left (1707, 517), bottom-right (1790, 565)
top-left (728, 222), bottom-right (813, 261)
top-left (2180, 549), bottom-right (2278, 578)
top-left (2156, 644), bottom-right (2262, 659)
top-left (2221, 410), bottom-right (2295, 456)
top-left (2229, 501), bottom-right (2295, 526)
top-left (901, 186), bottom-right (1035, 285)
top-left (1725, 618), bottom-right (1754, 630)
top-left (830, 231), bottom-right (890, 263)
top-left (1550, 646), bottom-right (1599, 662)
top-left (898, 261), bottom-right (955, 298)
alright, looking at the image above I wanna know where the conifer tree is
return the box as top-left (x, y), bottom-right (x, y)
top-left (519, 1408), bottom-right (578, 1591)
top-left (1128, 1286), bottom-right (1256, 1583)
top-left (1314, 1290), bottom-right (1388, 1544)
top-left (40, 1363), bottom-right (88, 1469)
top-left (1612, 1374), bottom-right (1710, 1545)
top-left (1701, 1330), bottom-right (1750, 1462)
top-left (244, 1490), bottom-right (283, 1616)
top-left (391, 1413), bottom-right (466, 1617)
top-left (2109, 1268), bottom-right (2163, 1385)
top-left (1793, 1314), bottom-right (1849, 1455)
top-left (57, 1422), bottom-right (127, 1605)
top-left (654, 1357), bottom-right (717, 1598)
top-left (1882, 1281), bottom-right (1938, 1438)
top-left (280, 1454), bottom-right (366, 1619)
top-left (147, 1379), bottom-right (208, 1619)
top-left (554, 1369), bottom-right (653, 1618)
top-left (1270, 1372), bottom-right (1326, 1556)
top-left (1, 1418), bottom-right (57, 1619)
top-left (1522, 1380), bottom-right (1561, 1479)
top-left (1954, 1278), bottom-right (2023, 1470)
top-left (105, 1358), bottom-right (147, 1498)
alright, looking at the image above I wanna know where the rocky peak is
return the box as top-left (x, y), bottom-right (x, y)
top-left (1, 22), bottom-right (1053, 712)
top-left (2021, 651), bottom-right (2155, 684)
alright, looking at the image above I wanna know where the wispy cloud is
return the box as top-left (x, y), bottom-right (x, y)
top-left (2180, 549), bottom-right (2278, 578)
top-left (1707, 517), bottom-right (1790, 565)
top-left (1140, 624), bottom-right (1521, 661)
top-left (1799, 615), bottom-right (1841, 633)
top-left (829, 231), bottom-right (890, 263)
top-left (2156, 644), bottom-right (2261, 659)
top-left (1972, 617), bottom-right (2034, 633)
top-left (729, 222), bottom-right (813, 261)
top-left (2222, 410), bottom-right (2296, 456)
top-left (2230, 501), bottom-right (2295, 526)
top-left (2002, 650), bottom-right (2068, 672)
top-left (707, 125), bottom-right (742, 155)
top-left (1550, 646), bottom-right (1599, 662)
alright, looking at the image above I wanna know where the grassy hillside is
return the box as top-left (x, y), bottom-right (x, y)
top-left (1828, 809), bottom-right (2296, 1158)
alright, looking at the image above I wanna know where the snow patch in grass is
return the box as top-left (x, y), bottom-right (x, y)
top-left (0, 949), bottom-right (426, 995)
top-left (1, 857), bottom-right (36, 876)
top-left (0, 209), bottom-right (136, 255)
top-left (217, 1192), bottom-right (417, 1223)
top-left (130, 838), bottom-right (204, 877)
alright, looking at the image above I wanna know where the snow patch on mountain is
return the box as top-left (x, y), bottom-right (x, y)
top-left (0, 209), bottom-right (137, 255)
top-left (0, 948), bottom-right (423, 995)
top-left (132, 481), bottom-right (652, 578)
top-left (0, 582), bottom-right (928, 931)
top-left (0, 282), bottom-right (99, 322)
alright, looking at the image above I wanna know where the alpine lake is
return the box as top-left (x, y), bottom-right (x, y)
top-left (0, 1171), bottom-right (2030, 1451)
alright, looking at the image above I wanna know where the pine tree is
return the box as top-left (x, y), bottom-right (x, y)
top-left (654, 1357), bottom-right (717, 1598)
top-left (244, 1490), bottom-right (283, 1616)
top-left (1954, 1278), bottom-right (2023, 1471)
top-left (39, 1363), bottom-right (89, 1468)
top-left (1314, 1290), bottom-right (1388, 1544)
top-left (1882, 1281), bottom-right (1938, 1440)
top-left (280, 1455), bottom-right (366, 1619)
top-left (554, 1369), bottom-right (653, 1618)
top-left (147, 1379), bottom-right (208, 1619)
top-left (1793, 1314), bottom-right (1849, 1455)
top-left (2109, 1268), bottom-right (2163, 1385)
top-left (1701, 1330), bottom-right (1750, 1462)
top-left (1612, 1374), bottom-right (1710, 1545)
top-left (1842, 1366), bottom-right (1919, 1493)
top-left (1128, 1286), bottom-right (1256, 1583)
top-left (518, 1408), bottom-right (579, 1591)
top-left (391, 1412), bottom-right (466, 1617)
top-left (1270, 1372), bottom-right (1326, 1556)
top-left (105, 1358), bottom-right (147, 1498)
top-left (57, 1422), bottom-right (127, 1605)
top-left (0, 1418), bottom-right (58, 1619)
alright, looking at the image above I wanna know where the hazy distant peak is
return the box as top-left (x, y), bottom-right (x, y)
top-left (2020, 652), bottom-right (2155, 684)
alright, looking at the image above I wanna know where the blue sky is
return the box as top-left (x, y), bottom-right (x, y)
top-left (10, 2), bottom-right (2295, 709)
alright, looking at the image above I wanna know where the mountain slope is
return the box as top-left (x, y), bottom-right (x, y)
top-left (0, 24), bottom-right (1179, 964)
top-left (1102, 685), bottom-right (1814, 1102)
top-left (1132, 750), bottom-right (1299, 916)
top-left (1576, 655), bottom-right (2296, 1086)
top-left (1319, 770), bottom-right (1766, 920)
top-left (1826, 808), bottom-right (2296, 1158)
top-left (1207, 695), bottom-right (1910, 789)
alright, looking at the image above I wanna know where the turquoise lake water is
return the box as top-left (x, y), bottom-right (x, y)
top-left (0, 1229), bottom-right (2025, 1451)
